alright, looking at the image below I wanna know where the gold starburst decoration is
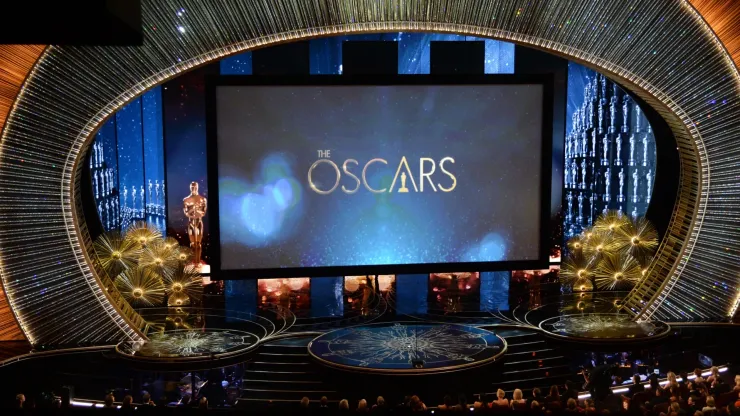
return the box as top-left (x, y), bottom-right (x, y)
top-left (140, 240), bottom-right (179, 279)
top-left (615, 217), bottom-right (659, 260)
top-left (124, 221), bottom-right (162, 248)
top-left (594, 252), bottom-right (643, 290)
top-left (566, 235), bottom-right (587, 254)
top-left (93, 231), bottom-right (141, 278)
top-left (582, 231), bottom-right (618, 260)
top-left (167, 292), bottom-right (191, 307)
top-left (592, 211), bottom-right (631, 234)
top-left (163, 237), bottom-right (180, 250)
top-left (165, 266), bottom-right (202, 301)
top-left (176, 246), bottom-right (194, 264)
top-left (115, 268), bottom-right (165, 307)
top-left (560, 254), bottom-right (595, 285)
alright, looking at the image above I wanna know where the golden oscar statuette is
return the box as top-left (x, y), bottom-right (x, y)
top-left (183, 181), bottom-right (207, 269)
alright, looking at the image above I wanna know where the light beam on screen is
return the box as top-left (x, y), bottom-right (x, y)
top-left (219, 153), bottom-right (304, 248)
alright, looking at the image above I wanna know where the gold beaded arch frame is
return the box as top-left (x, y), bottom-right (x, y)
top-left (1, 0), bottom-right (739, 344)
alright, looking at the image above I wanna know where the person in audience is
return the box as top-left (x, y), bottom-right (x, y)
top-left (706, 368), bottom-right (720, 385)
top-left (668, 372), bottom-right (680, 390)
top-left (120, 395), bottom-right (134, 414)
top-left (372, 396), bottom-right (388, 415)
top-left (140, 392), bottom-right (156, 408)
top-left (629, 375), bottom-right (646, 397)
top-left (511, 389), bottom-right (527, 409)
top-left (531, 400), bottom-right (541, 412)
top-left (357, 399), bottom-right (369, 413)
top-left (702, 397), bottom-right (717, 413)
top-left (15, 394), bottom-right (25, 409)
top-left (199, 397), bottom-right (208, 410)
top-left (546, 385), bottom-right (561, 403)
top-left (455, 394), bottom-right (469, 412)
top-left (531, 388), bottom-right (546, 405)
top-left (438, 395), bottom-right (455, 411)
top-left (670, 401), bottom-right (687, 416)
top-left (299, 396), bottom-right (311, 414)
top-left (318, 396), bottom-right (331, 414)
top-left (409, 395), bottom-right (426, 413)
top-left (103, 393), bottom-right (115, 410)
top-left (339, 399), bottom-right (350, 414)
top-left (651, 387), bottom-right (670, 407)
top-left (694, 369), bottom-right (706, 385)
top-left (734, 376), bottom-right (740, 392)
top-left (490, 389), bottom-right (509, 407)
top-left (565, 398), bottom-right (580, 414)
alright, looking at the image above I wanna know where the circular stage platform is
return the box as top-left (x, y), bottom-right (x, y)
top-left (116, 329), bottom-right (259, 362)
top-left (308, 323), bottom-right (506, 374)
top-left (538, 314), bottom-right (671, 343)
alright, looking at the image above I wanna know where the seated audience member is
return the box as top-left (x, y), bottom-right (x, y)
top-left (318, 396), bottom-right (331, 414)
top-left (702, 397), bottom-right (717, 413)
top-left (103, 394), bottom-right (116, 410)
top-left (531, 401), bottom-right (542, 412)
top-left (372, 396), bottom-right (388, 415)
top-left (565, 398), bottom-right (580, 414)
top-left (671, 401), bottom-right (687, 416)
top-left (490, 389), bottom-right (509, 408)
top-left (629, 375), bottom-right (646, 397)
top-left (455, 394), bottom-right (469, 412)
top-left (511, 389), bottom-right (527, 410)
top-left (652, 388), bottom-right (670, 407)
top-left (140, 392), bottom-right (156, 409)
top-left (438, 395), bottom-right (455, 411)
top-left (531, 388), bottom-right (546, 405)
top-left (300, 397), bottom-right (311, 413)
top-left (339, 399), bottom-right (350, 414)
top-left (15, 394), bottom-right (25, 409)
top-left (734, 376), bottom-right (740, 392)
top-left (546, 385), bottom-right (561, 403)
top-left (120, 395), bottom-right (134, 414)
top-left (408, 395), bottom-right (426, 413)
top-left (199, 397), bottom-right (208, 410)
top-left (358, 399), bottom-right (370, 413)
top-left (688, 395), bottom-right (703, 414)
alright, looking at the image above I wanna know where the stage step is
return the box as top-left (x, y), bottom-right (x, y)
top-left (243, 370), bottom-right (319, 382)
top-left (504, 340), bottom-right (547, 353)
top-left (503, 356), bottom-right (569, 370)
top-left (255, 352), bottom-right (311, 363)
top-left (501, 364), bottom-right (571, 376)
top-left (261, 344), bottom-right (309, 354)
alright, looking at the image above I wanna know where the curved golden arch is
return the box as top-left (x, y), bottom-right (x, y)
top-left (61, 26), bottom-right (705, 326)
top-left (1, 0), bottom-right (738, 345)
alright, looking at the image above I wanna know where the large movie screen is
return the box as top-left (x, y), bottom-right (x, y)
top-left (214, 79), bottom-right (548, 275)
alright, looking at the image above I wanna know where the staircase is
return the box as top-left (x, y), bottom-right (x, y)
top-left (238, 337), bottom-right (338, 406)
top-left (484, 329), bottom-right (575, 396)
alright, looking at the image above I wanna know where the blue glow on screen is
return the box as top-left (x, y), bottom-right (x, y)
top-left (217, 84), bottom-right (543, 270)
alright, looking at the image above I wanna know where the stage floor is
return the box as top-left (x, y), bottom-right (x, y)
top-left (307, 322), bottom-right (505, 374)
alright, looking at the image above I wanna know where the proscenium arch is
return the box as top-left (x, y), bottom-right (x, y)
top-left (1, 0), bottom-right (739, 345)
